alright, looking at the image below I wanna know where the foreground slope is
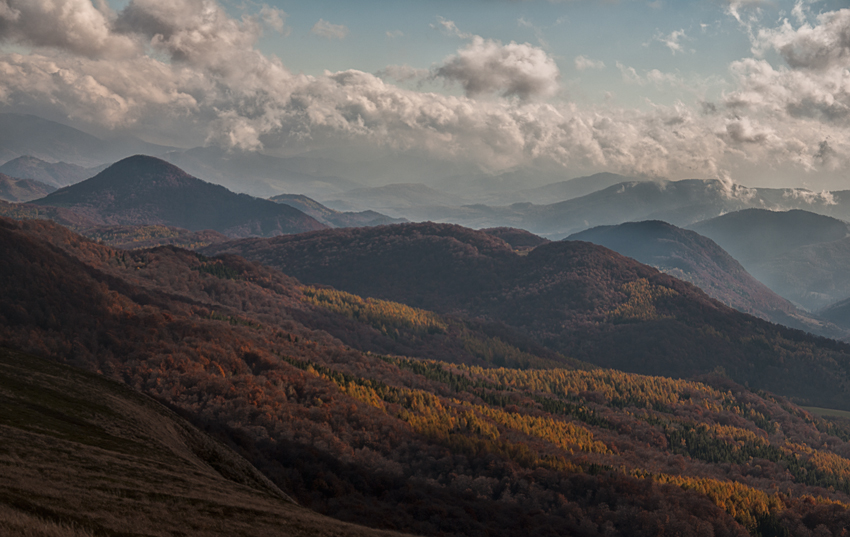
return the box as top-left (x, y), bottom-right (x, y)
top-left (567, 220), bottom-right (845, 339)
top-left (31, 155), bottom-right (327, 238)
top-left (10, 217), bottom-right (850, 534)
top-left (204, 222), bottom-right (850, 409)
top-left (0, 347), bottom-right (413, 537)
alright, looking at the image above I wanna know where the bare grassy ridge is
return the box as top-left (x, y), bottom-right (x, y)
top-left (0, 347), bottom-right (411, 537)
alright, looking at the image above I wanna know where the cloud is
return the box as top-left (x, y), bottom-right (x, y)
top-left (0, 0), bottom-right (138, 58)
top-left (311, 19), bottom-right (348, 40)
top-left (375, 64), bottom-right (430, 84)
top-left (386, 30), bottom-right (403, 39)
top-left (574, 55), bottom-right (605, 71)
top-left (651, 29), bottom-right (690, 55)
top-left (753, 8), bottom-right (850, 71)
top-left (432, 17), bottom-right (473, 39)
top-left (4, 0), bottom-right (850, 186)
top-left (260, 5), bottom-right (287, 35)
top-left (434, 36), bottom-right (560, 99)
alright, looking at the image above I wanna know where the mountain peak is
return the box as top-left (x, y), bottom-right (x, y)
top-left (31, 155), bottom-right (327, 237)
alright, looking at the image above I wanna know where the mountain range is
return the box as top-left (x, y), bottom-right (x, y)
top-left (202, 222), bottom-right (850, 409)
top-left (11, 111), bottom-right (850, 535)
top-left (7, 215), bottom-right (850, 535)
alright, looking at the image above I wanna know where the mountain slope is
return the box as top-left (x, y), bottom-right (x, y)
top-left (566, 220), bottom-right (845, 339)
top-left (689, 209), bottom-right (850, 266)
top-left (270, 193), bottom-right (406, 228)
top-left (0, 155), bottom-right (98, 187)
top-left (691, 209), bottom-right (850, 311)
top-left (0, 346), bottom-right (419, 537)
top-left (10, 216), bottom-right (850, 535)
top-left (31, 155), bottom-right (327, 237)
top-left (0, 173), bottom-right (56, 202)
top-left (202, 222), bottom-right (850, 409)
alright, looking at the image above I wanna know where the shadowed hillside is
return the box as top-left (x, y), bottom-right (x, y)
top-left (0, 346), bottom-right (417, 537)
top-left (203, 222), bottom-right (850, 409)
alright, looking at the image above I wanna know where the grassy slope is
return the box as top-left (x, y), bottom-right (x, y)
top-left (0, 347), bottom-right (410, 537)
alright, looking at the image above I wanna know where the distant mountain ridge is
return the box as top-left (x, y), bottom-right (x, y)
top-left (388, 178), bottom-right (850, 239)
top-left (0, 173), bottom-right (55, 202)
top-left (690, 209), bottom-right (850, 311)
top-left (567, 220), bottom-right (846, 339)
top-left (0, 113), bottom-right (176, 167)
top-left (31, 155), bottom-right (327, 238)
top-left (0, 155), bottom-right (100, 187)
top-left (269, 193), bottom-right (406, 228)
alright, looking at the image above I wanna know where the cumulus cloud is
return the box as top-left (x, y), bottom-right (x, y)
top-left (375, 64), bottom-right (430, 84)
top-left (434, 36), bottom-right (560, 99)
top-left (260, 5), bottom-right (287, 34)
top-left (753, 8), bottom-right (850, 71)
top-left (311, 19), bottom-right (348, 40)
top-left (4, 0), bottom-right (850, 186)
top-left (0, 0), bottom-right (138, 58)
top-left (574, 55), bottom-right (605, 71)
top-left (724, 9), bottom-right (850, 138)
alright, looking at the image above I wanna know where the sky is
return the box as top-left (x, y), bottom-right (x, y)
top-left (1, 0), bottom-right (849, 190)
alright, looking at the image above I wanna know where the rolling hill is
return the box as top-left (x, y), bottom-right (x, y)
top-left (31, 155), bottom-right (327, 238)
top-left (202, 222), bottom-right (850, 409)
top-left (8, 215), bottom-right (850, 535)
top-left (566, 220), bottom-right (845, 339)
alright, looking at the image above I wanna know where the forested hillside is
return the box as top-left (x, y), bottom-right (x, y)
top-left (204, 223), bottom-right (850, 410)
top-left (5, 216), bottom-right (850, 535)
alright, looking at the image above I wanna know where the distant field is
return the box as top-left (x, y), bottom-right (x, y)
top-left (801, 406), bottom-right (850, 419)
